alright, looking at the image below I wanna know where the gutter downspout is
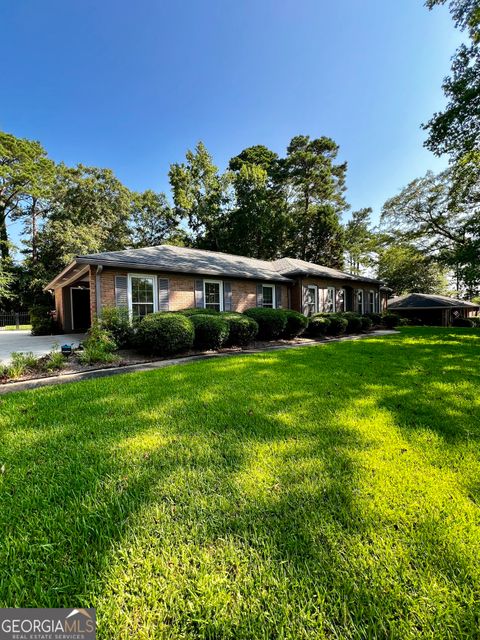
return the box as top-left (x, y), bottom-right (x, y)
top-left (95, 265), bottom-right (103, 318)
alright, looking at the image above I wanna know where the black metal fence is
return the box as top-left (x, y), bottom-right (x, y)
top-left (0, 312), bottom-right (31, 330)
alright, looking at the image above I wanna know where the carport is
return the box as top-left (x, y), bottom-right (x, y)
top-left (387, 293), bottom-right (479, 326)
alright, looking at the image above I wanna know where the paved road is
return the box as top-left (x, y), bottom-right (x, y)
top-left (0, 331), bottom-right (85, 364)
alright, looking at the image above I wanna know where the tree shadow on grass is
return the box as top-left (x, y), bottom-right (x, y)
top-left (0, 328), bottom-right (479, 638)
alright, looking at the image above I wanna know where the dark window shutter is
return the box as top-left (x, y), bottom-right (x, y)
top-left (158, 278), bottom-right (169, 311)
top-left (224, 282), bottom-right (233, 311)
top-left (115, 276), bottom-right (128, 308)
top-left (195, 279), bottom-right (204, 308)
top-left (256, 283), bottom-right (263, 307)
top-left (276, 285), bottom-right (282, 309)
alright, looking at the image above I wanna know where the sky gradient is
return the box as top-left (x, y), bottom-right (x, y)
top-left (1, 0), bottom-right (461, 238)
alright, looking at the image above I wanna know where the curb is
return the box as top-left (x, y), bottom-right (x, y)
top-left (0, 330), bottom-right (397, 396)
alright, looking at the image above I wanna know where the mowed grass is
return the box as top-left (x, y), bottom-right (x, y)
top-left (1, 327), bottom-right (480, 639)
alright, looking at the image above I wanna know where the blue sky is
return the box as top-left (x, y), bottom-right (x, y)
top-left (1, 0), bottom-right (461, 239)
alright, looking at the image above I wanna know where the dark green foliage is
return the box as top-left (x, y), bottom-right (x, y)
top-left (30, 305), bottom-right (57, 336)
top-left (307, 315), bottom-right (331, 337)
top-left (190, 314), bottom-right (230, 350)
top-left (178, 308), bottom-right (219, 316)
top-left (79, 321), bottom-right (118, 364)
top-left (101, 307), bottom-right (134, 348)
top-left (243, 308), bottom-right (287, 340)
top-left (382, 313), bottom-right (401, 329)
top-left (360, 315), bottom-right (373, 332)
top-left (365, 312), bottom-right (382, 325)
top-left (220, 312), bottom-right (259, 346)
top-left (452, 316), bottom-right (474, 327)
top-left (470, 316), bottom-right (480, 327)
top-left (280, 310), bottom-right (308, 338)
top-left (313, 313), bottom-right (348, 336)
top-left (341, 312), bottom-right (363, 333)
top-left (136, 313), bottom-right (194, 355)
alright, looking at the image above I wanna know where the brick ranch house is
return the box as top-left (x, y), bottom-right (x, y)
top-left (44, 245), bottom-right (389, 332)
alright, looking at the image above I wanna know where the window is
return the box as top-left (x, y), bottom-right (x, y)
top-left (305, 285), bottom-right (317, 316)
top-left (262, 284), bottom-right (275, 308)
top-left (368, 290), bottom-right (375, 314)
top-left (356, 290), bottom-right (364, 315)
top-left (336, 288), bottom-right (345, 312)
top-left (325, 287), bottom-right (336, 313)
top-left (130, 275), bottom-right (155, 319)
top-left (204, 280), bottom-right (223, 311)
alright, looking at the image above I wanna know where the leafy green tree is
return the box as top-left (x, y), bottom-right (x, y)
top-left (130, 190), bottom-right (186, 248)
top-left (0, 131), bottom-right (54, 260)
top-left (224, 146), bottom-right (289, 259)
top-left (282, 135), bottom-right (348, 265)
top-left (344, 208), bottom-right (376, 274)
top-left (377, 244), bottom-right (449, 296)
top-left (424, 0), bottom-right (480, 161)
top-left (169, 142), bottom-right (229, 250)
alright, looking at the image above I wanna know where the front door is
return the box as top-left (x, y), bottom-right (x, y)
top-left (71, 288), bottom-right (91, 331)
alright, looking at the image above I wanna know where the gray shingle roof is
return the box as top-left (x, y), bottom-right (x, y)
top-left (271, 257), bottom-right (382, 284)
top-left (46, 245), bottom-right (383, 289)
top-left (388, 293), bottom-right (479, 310)
top-left (76, 245), bottom-right (293, 283)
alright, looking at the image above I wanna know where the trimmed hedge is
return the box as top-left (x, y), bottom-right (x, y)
top-left (243, 308), bottom-right (287, 341)
top-left (312, 313), bottom-right (347, 336)
top-left (471, 316), bottom-right (480, 327)
top-left (190, 314), bottom-right (230, 350)
top-left (341, 312), bottom-right (363, 333)
top-left (452, 316), bottom-right (474, 327)
top-left (137, 313), bottom-right (194, 355)
top-left (30, 305), bottom-right (57, 336)
top-left (307, 315), bottom-right (331, 337)
top-left (365, 312), bottom-right (382, 326)
top-left (281, 310), bottom-right (308, 338)
top-left (179, 308), bottom-right (219, 316)
top-left (220, 312), bottom-right (259, 346)
top-left (360, 315), bottom-right (373, 332)
top-left (382, 312), bottom-right (401, 329)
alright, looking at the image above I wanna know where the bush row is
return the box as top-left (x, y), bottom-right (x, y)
top-left (96, 306), bottom-right (408, 358)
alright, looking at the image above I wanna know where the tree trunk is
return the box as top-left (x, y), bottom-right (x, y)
top-left (0, 209), bottom-right (9, 261)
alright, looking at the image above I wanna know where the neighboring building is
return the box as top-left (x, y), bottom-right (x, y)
top-left (44, 245), bottom-right (388, 332)
top-left (387, 293), bottom-right (479, 326)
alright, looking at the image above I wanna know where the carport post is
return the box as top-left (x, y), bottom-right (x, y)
top-left (15, 312), bottom-right (19, 330)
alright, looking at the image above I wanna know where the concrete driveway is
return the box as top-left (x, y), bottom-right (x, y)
top-left (0, 331), bottom-right (86, 364)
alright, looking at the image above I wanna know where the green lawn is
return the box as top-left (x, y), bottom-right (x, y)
top-left (1, 327), bottom-right (479, 639)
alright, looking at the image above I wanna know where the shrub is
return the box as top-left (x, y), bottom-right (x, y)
top-left (243, 308), bottom-right (287, 341)
top-left (43, 349), bottom-right (65, 372)
top-left (79, 321), bottom-right (118, 364)
top-left (360, 315), bottom-right (373, 332)
top-left (451, 316), bottom-right (474, 327)
top-left (325, 313), bottom-right (348, 336)
top-left (281, 310), bottom-right (309, 339)
top-left (3, 352), bottom-right (38, 379)
top-left (341, 312), bottom-right (363, 333)
top-left (307, 315), bottom-right (331, 337)
top-left (220, 313), bottom-right (258, 346)
top-left (30, 305), bottom-right (57, 336)
top-left (190, 314), bottom-right (230, 350)
top-left (101, 307), bottom-right (134, 348)
top-left (136, 313), bottom-right (194, 356)
top-left (382, 312), bottom-right (401, 329)
top-left (179, 308), bottom-right (219, 316)
top-left (365, 312), bottom-right (382, 326)
top-left (470, 316), bottom-right (480, 327)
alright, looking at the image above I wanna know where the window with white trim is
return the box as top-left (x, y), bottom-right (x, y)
top-left (204, 280), bottom-right (223, 311)
top-left (305, 285), bottom-right (317, 316)
top-left (130, 275), bottom-right (155, 319)
top-left (262, 284), bottom-right (275, 308)
top-left (356, 290), bottom-right (364, 314)
top-left (336, 288), bottom-right (345, 312)
top-left (324, 287), bottom-right (336, 313)
top-left (368, 290), bottom-right (375, 314)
